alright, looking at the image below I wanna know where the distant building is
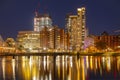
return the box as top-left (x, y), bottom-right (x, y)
top-left (0, 35), bottom-right (4, 46)
top-left (66, 7), bottom-right (86, 51)
top-left (1, 38), bottom-right (16, 53)
top-left (34, 12), bottom-right (52, 31)
top-left (94, 31), bottom-right (120, 51)
top-left (17, 31), bottom-right (40, 52)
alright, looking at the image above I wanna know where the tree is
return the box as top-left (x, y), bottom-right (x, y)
top-left (5, 38), bottom-right (16, 47)
top-left (95, 40), bottom-right (107, 51)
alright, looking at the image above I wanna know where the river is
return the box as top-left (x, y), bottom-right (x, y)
top-left (0, 55), bottom-right (120, 80)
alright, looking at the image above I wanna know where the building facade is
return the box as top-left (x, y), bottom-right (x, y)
top-left (17, 31), bottom-right (40, 52)
top-left (94, 31), bottom-right (120, 51)
top-left (40, 26), bottom-right (65, 52)
top-left (16, 27), bottom-right (67, 52)
top-left (64, 32), bottom-right (70, 51)
top-left (40, 27), bottom-right (49, 51)
top-left (66, 7), bottom-right (86, 52)
top-left (0, 35), bottom-right (4, 47)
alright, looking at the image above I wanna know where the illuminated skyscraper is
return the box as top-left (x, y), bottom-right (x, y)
top-left (66, 7), bottom-right (86, 51)
top-left (34, 12), bottom-right (52, 31)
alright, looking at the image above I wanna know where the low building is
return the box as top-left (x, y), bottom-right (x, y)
top-left (0, 35), bottom-right (4, 46)
top-left (16, 31), bottom-right (40, 52)
top-left (94, 31), bottom-right (120, 51)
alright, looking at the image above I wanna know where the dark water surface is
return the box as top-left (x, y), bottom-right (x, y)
top-left (0, 55), bottom-right (120, 80)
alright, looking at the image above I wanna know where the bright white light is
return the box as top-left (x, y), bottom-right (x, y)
top-left (33, 76), bottom-right (36, 80)
top-left (29, 47), bottom-right (32, 50)
top-left (43, 47), bottom-right (46, 50)
top-left (102, 57), bottom-right (105, 63)
top-left (117, 46), bottom-right (120, 48)
top-left (70, 62), bottom-right (73, 67)
top-left (49, 28), bottom-right (52, 31)
top-left (43, 56), bottom-right (46, 70)
top-left (29, 57), bottom-right (32, 69)
top-left (70, 56), bottom-right (73, 67)
top-left (77, 8), bottom-right (81, 11)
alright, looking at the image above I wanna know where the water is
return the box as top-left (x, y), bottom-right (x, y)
top-left (0, 55), bottom-right (120, 80)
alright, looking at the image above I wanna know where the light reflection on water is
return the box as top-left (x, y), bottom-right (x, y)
top-left (0, 55), bottom-right (120, 80)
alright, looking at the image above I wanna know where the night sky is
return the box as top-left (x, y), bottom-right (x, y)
top-left (0, 0), bottom-right (120, 40)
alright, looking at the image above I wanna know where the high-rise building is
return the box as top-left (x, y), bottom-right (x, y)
top-left (52, 26), bottom-right (65, 51)
top-left (66, 7), bottom-right (86, 52)
top-left (40, 26), bottom-right (65, 52)
top-left (34, 12), bottom-right (52, 31)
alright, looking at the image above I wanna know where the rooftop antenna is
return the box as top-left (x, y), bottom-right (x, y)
top-left (80, 0), bottom-right (87, 8)
top-left (35, 2), bottom-right (40, 17)
top-left (44, 5), bottom-right (47, 13)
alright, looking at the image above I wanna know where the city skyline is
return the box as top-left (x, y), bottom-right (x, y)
top-left (0, 0), bottom-right (120, 39)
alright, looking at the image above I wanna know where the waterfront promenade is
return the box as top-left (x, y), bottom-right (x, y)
top-left (0, 52), bottom-right (120, 57)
